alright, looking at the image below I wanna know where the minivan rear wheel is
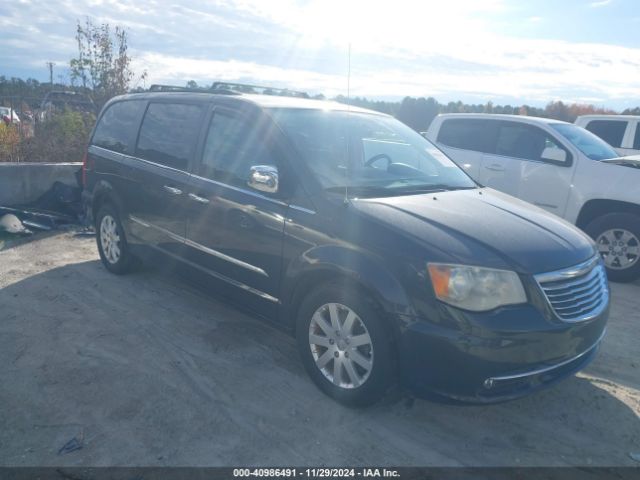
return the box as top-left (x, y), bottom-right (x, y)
top-left (296, 282), bottom-right (395, 407)
top-left (96, 204), bottom-right (137, 275)
top-left (585, 212), bottom-right (640, 283)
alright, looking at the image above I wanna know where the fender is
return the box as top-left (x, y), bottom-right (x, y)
top-left (91, 180), bottom-right (128, 228)
top-left (280, 244), bottom-right (417, 331)
top-left (565, 160), bottom-right (640, 225)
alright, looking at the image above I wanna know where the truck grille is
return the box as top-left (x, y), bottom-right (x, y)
top-left (535, 256), bottom-right (609, 322)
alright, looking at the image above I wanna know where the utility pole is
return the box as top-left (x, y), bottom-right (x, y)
top-left (46, 62), bottom-right (55, 89)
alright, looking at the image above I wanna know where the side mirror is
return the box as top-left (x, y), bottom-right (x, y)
top-left (248, 165), bottom-right (279, 193)
top-left (541, 147), bottom-right (567, 163)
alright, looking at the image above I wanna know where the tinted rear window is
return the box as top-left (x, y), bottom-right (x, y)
top-left (92, 100), bottom-right (146, 154)
top-left (634, 124), bottom-right (640, 150)
top-left (437, 119), bottom-right (496, 153)
top-left (136, 103), bottom-right (204, 170)
top-left (585, 120), bottom-right (627, 148)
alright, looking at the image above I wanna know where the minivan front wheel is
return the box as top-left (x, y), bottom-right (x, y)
top-left (585, 212), bottom-right (640, 283)
top-left (96, 205), bottom-right (136, 274)
top-left (296, 283), bottom-right (395, 407)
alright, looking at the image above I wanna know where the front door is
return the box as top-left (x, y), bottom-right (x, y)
top-left (185, 106), bottom-right (287, 316)
top-left (480, 121), bottom-right (574, 215)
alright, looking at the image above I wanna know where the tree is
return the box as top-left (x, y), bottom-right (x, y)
top-left (70, 18), bottom-right (139, 106)
top-left (484, 101), bottom-right (493, 114)
top-left (396, 96), bottom-right (439, 131)
top-left (544, 101), bottom-right (570, 122)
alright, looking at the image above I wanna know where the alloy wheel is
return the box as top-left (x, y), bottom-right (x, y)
top-left (308, 303), bottom-right (374, 389)
top-left (596, 228), bottom-right (640, 270)
top-left (100, 214), bottom-right (121, 264)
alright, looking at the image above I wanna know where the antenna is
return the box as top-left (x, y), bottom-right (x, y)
top-left (344, 43), bottom-right (352, 205)
top-left (347, 43), bottom-right (351, 102)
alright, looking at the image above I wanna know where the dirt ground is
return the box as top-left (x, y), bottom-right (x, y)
top-left (0, 232), bottom-right (638, 467)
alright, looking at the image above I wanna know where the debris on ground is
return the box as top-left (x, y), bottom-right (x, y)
top-left (0, 213), bottom-right (32, 235)
top-left (74, 227), bottom-right (96, 237)
top-left (0, 181), bottom-right (86, 251)
top-left (0, 179), bottom-right (85, 234)
top-left (31, 181), bottom-right (83, 218)
top-left (21, 218), bottom-right (53, 231)
top-left (58, 434), bottom-right (84, 455)
top-left (0, 207), bottom-right (79, 230)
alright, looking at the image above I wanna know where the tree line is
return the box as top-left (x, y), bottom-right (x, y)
top-left (335, 95), bottom-right (639, 132)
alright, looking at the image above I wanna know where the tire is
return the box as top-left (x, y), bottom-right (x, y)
top-left (585, 213), bottom-right (640, 283)
top-left (296, 282), bottom-right (396, 407)
top-left (95, 204), bottom-right (137, 275)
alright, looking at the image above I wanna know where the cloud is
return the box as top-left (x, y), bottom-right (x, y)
top-left (0, 0), bottom-right (639, 109)
top-left (589, 0), bottom-right (612, 7)
top-left (135, 36), bottom-right (640, 106)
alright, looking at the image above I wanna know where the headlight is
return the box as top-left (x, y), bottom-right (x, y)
top-left (427, 263), bottom-right (527, 312)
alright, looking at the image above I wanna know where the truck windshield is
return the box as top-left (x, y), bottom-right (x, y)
top-left (551, 123), bottom-right (619, 161)
top-left (270, 108), bottom-right (476, 195)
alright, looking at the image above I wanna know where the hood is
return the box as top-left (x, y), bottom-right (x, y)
top-left (601, 154), bottom-right (640, 169)
top-left (351, 188), bottom-right (596, 274)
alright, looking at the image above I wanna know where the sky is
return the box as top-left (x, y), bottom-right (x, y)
top-left (1, 0), bottom-right (639, 109)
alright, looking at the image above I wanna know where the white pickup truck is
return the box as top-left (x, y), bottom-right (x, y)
top-left (425, 113), bottom-right (640, 282)
top-left (575, 114), bottom-right (640, 157)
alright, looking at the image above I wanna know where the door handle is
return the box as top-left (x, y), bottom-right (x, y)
top-left (188, 193), bottom-right (210, 204)
top-left (485, 164), bottom-right (505, 172)
top-left (163, 185), bottom-right (183, 195)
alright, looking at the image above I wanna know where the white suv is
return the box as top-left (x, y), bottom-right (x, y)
top-left (575, 114), bottom-right (640, 156)
top-left (425, 113), bottom-right (640, 282)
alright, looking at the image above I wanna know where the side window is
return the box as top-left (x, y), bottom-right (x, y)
top-left (136, 103), bottom-right (204, 170)
top-left (199, 110), bottom-right (276, 188)
top-left (585, 120), bottom-right (627, 148)
top-left (633, 123), bottom-right (640, 150)
top-left (437, 119), bottom-right (496, 153)
top-left (495, 122), bottom-right (566, 163)
top-left (92, 100), bottom-right (146, 154)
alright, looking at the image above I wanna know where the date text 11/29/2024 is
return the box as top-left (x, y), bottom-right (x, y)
top-left (233, 468), bottom-right (400, 478)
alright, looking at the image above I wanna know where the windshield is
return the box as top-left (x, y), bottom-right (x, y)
top-left (551, 123), bottom-right (619, 160)
top-left (270, 108), bottom-right (476, 196)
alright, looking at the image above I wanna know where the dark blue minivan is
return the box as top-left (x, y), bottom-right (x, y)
top-left (83, 83), bottom-right (609, 406)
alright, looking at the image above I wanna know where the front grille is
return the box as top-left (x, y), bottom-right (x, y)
top-left (535, 256), bottom-right (609, 322)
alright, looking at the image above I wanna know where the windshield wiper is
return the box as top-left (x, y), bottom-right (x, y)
top-left (325, 184), bottom-right (476, 198)
top-left (325, 185), bottom-right (392, 197)
top-left (397, 184), bottom-right (477, 193)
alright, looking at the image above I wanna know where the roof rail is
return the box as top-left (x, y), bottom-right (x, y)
top-left (148, 84), bottom-right (210, 93)
top-left (147, 82), bottom-right (310, 98)
top-left (211, 82), bottom-right (310, 98)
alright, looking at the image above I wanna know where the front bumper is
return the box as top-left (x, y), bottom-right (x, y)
top-left (398, 301), bottom-right (608, 403)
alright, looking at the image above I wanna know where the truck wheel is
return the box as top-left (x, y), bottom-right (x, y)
top-left (585, 213), bottom-right (640, 283)
top-left (296, 282), bottom-right (396, 407)
top-left (96, 204), bottom-right (137, 275)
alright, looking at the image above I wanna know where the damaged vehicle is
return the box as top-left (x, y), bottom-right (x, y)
top-left (83, 84), bottom-right (609, 406)
top-left (425, 114), bottom-right (640, 282)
